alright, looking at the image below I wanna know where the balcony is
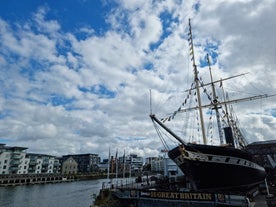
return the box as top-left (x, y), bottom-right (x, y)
top-left (11, 154), bottom-right (22, 159)
top-left (10, 160), bottom-right (21, 166)
top-left (29, 161), bottom-right (38, 166)
top-left (9, 166), bottom-right (19, 171)
top-left (42, 161), bottom-right (49, 166)
top-left (54, 161), bottom-right (61, 166)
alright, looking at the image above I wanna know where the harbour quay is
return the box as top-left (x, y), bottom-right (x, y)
top-left (0, 173), bottom-right (76, 186)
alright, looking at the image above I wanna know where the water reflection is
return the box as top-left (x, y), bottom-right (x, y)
top-left (0, 179), bottom-right (106, 207)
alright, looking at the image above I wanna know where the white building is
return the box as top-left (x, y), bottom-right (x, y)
top-left (146, 155), bottom-right (184, 182)
top-left (117, 153), bottom-right (143, 173)
top-left (163, 157), bottom-right (184, 182)
top-left (148, 156), bottom-right (164, 172)
top-left (0, 144), bottom-right (60, 174)
top-left (26, 153), bottom-right (58, 174)
top-left (0, 144), bottom-right (28, 174)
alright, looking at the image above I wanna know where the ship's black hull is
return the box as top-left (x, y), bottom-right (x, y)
top-left (168, 143), bottom-right (266, 192)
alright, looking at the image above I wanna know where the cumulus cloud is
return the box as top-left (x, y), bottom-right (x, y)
top-left (0, 1), bottom-right (275, 159)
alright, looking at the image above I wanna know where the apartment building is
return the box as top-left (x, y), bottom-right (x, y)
top-left (118, 154), bottom-right (143, 172)
top-left (145, 155), bottom-right (183, 182)
top-left (0, 144), bottom-right (61, 174)
top-left (1, 144), bottom-right (144, 176)
top-left (0, 144), bottom-right (28, 174)
top-left (147, 156), bottom-right (164, 173)
top-left (26, 153), bottom-right (60, 174)
top-left (163, 157), bottom-right (184, 182)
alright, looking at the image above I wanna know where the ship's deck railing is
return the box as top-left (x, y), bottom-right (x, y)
top-left (110, 187), bottom-right (252, 207)
top-left (101, 178), bottom-right (156, 190)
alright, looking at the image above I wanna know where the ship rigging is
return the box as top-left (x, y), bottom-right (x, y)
top-left (150, 19), bottom-right (274, 191)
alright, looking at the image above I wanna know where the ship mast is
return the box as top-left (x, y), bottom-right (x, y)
top-left (188, 19), bottom-right (207, 144)
top-left (207, 54), bottom-right (224, 144)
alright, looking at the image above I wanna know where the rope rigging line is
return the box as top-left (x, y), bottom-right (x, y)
top-left (160, 82), bottom-right (196, 123)
top-left (160, 73), bottom-right (222, 124)
top-left (206, 108), bottom-right (214, 144)
top-left (152, 120), bottom-right (178, 150)
top-left (198, 77), bottom-right (215, 103)
top-left (153, 122), bottom-right (169, 150)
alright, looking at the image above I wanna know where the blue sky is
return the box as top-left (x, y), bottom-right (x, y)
top-left (0, 1), bottom-right (110, 32)
top-left (0, 0), bottom-right (275, 158)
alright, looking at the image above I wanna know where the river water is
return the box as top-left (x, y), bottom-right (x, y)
top-left (0, 179), bottom-right (108, 207)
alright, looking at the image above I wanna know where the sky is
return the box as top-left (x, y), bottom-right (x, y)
top-left (0, 0), bottom-right (275, 159)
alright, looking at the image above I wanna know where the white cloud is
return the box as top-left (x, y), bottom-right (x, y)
top-left (33, 6), bottom-right (61, 35)
top-left (0, 0), bottom-right (275, 159)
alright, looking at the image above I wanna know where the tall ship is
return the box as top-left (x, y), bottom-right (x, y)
top-left (150, 19), bottom-right (274, 192)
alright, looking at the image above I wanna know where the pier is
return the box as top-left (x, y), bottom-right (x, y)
top-left (0, 174), bottom-right (77, 186)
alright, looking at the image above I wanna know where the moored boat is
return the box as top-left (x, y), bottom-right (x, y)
top-left (150, 19), bottom-right (274, 192)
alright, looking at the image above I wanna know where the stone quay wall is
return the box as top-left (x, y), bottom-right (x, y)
top-left (0, 173), bottom-right (77, 186)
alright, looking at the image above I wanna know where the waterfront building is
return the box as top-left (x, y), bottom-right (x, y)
top-left (0, 144), bottom-right (28, 174)
top-left (0, 144), bottom-right (61, 175)
top-left (148, 156), bottom-right (164, 173)
top-left (62, 153), bottom-right (100, 173)
top-left (53, 158), bottom-right (62, 173)
top-left (246, 140), bottom-right (276, 169)
top-left (145, 155), bottom-right (183, 182)
top-left (163, 157), bottom-right (184, 182)
top-left (62, 156), bottom-right (78, 174)
top-left (145, 157), bottom-right (156, 165)
top-left (26, 153), bottom-right (59, 174)
top-left (117, 154), bottom-right (143, 173)
top-left (97, 161), bottom-right (109, 173)
top-left (1, 143), bottom-right (145, 177)
top-left (246, 140), bottom-right (276, 183)
top-left (99, 157), bottom-right (130, 176)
